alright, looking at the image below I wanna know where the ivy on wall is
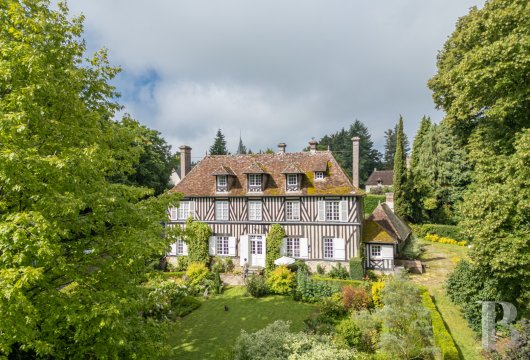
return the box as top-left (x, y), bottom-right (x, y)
top-left (265, 224), bottom-right (286, 272)
top-left (182, 218), bottom-right (211, 266)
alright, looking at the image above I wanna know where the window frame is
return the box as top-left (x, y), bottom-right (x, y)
top-left (178, 201), bottom-right (191, 220)
top-left (216, 236), bottom-right (230, 256)
top-left (286, 237), bottom-right (300, 258)
top-left (325, 200), bottom-right (340, 221)
top-left (371, 245), bottom-right (382, 257)
top-left (248, 201), bottom-right (262, 221)
top-left (323, 238), bottom-right (334, 259)
top-left (314, 171), bottom-right (325, 180)
top-left (248, 174), bottom-right (262, 187)
top-left (287, 174), bottom-right (298, 186)
top-left (215, 200), bottom-right (229, 221)
top-left (176, 239), bottom-right (184, 255)
top-left (217, 175), bottom-right (227, 187)
top-left (285, 200), bottom-right (301, 221)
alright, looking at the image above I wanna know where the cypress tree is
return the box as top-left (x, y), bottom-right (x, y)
top-left (209, 129), bottom-right (228, 155)
top-left (393, 116), bottom-right (407, 217)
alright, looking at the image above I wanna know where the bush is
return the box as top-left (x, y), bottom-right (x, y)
top-left (335, 318), bottom-right (364, 349)
top-left (267, 266), bottom-right (295, 295)
top-left (224, 257), bottom-right (235, 273)
top-left (401, 235), bottom-right (424, 260)
top-left (287, 259), bottom-right (310, 274)
top-left (245, 274), bottom-right (268, 298)
top-left (174, 296), bottom-right (201, 317)
top-left (328, 263), bottom-right (349, 279)
top-left (349, 257), bottom-right (364, 280)
top-left (212, 270), bottom-right (224, 294)
top-left (504, 319), bottom-right (530, 360)
top-left (371, 281), bottom-right (385, 308)
top-left (183, 219), bottom-right (212, 266)
top-left (319, 293), bottom-right (347, 318)
top-left (424, 233), bottom-right (468, 246)
top-left (413, 223), bottom-right (466, 241)
top-left (265, 224), bottom-right (285, 272)
top-left (364, 194), bottom-right (386, 215)
top-left (173, 256), bottom-right (189, 271)
top-left (185, 262), bottom-right (210, 288)
top-left (420, 290), bottom-right (459, 360)
top-left (145, 278), bottom-right (194, 320)
top-left (316, 264), bottom-right (326, 275)
top-left (211, 256), bottom-right (225, 273)
top-left (342, 286), bottom-right (371, 311)
top-left (294, 271), bottom-right (334, 302)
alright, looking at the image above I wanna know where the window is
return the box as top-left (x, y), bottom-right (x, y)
top-left (216, 236), bottom-right (229, 255)
top-left (325, 201), bottom-right (340, 221)
top-left (315, 172), bottom-right (325, 180)
top-left (285, 201), bottom-right (300, 221)
top-left (248, 201), bottom-right (262, 221)
top-left (178, 202), bottom-right (192, 220)
top-left (169, 207), bottom-right (178, 221)
top-left (323, 238), bottom-right (334, 259)
top-left (371, 245), bottom-right (382, 257)
top-left (286, 238), bottom-right (300, 257)
top-left (287, 174), bottom-right (298, 186)
top-left (248, 174), bottom-right (262, 187)
top-left (215, 201), bottom-right (229, 221)
top-left (177, 239), bottom-right (184, 255)
top-left (217, 175), bottom-right (227, 187)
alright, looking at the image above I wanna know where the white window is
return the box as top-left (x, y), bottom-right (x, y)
top-left (169, 207), bottom-right (178, 221)
top-left (323, 238), bottom-right (334, 259)
top-left (216, 236), bottom-right (229, 255)
top-left (325, 201), bottom-right (340, 221)
top-left (287, 174), bottom-right (298, 186)
top-left (315, 172), bottom-right (325, 180)
top-left (248, 201), bottom-right (262, 221)
top-left (285, 201), bottom-right (300, 221)
top-left (215, 201), bottom-right (229, 221)
top-left (217, 175), bottom-right (227, 187)
top-left (286, 238), bottom-right (300, 257)
top-left (177, 239), bottom-right (184, 255)
top-left (371, 245), bottom-right (382, 257)
top-left (248, 174), bottom-right (262, 187)
top-left (178, 202), bottom-right (192, 220)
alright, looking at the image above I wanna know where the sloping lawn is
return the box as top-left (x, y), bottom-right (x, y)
top-left (169, 286), bottom-right (316, 360)
top-left (410, 240), bottom-right (483, 360)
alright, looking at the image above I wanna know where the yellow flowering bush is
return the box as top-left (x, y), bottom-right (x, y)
top-left (424, 234), bottom-right (467, 246)
top-left (371, 281), bottom-right (385, 308)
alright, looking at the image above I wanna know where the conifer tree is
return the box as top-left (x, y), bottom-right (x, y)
top-left (383, 123), bottom-right (410, 169)
top-left (392, 116), bottom-right (407, 217)
top-left (209, 129), bottom-right (228, 155)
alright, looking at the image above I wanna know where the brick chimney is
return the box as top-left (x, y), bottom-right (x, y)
top-left (179, 145), bottom-right (192, 178)
top-left (308, 140), bottom-right (317, 153)
top-left (385, 192), bottom-right (394, 212)
top-left (278, 142), bottom-right (286, 154)
top-left (351, 137), bottom-right (360, 188)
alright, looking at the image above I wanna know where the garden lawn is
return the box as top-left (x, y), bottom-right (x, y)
top-left (169, 286), bottom-right (316, 360)
top-left (410, 240), bottom-right (483, 360)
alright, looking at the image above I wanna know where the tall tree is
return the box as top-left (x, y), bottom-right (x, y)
top-left (0, 1), bottom-right (177, 357)
top-left (383, 122), bottom-right (410, 169)
top-left (236, 133), bottom-right (248, 154)
top-left (392, 116), bottom-right (407, 217)
top-left (429, 0), bottom-right (530, 328)
top-left (209, 128), bottom-right (228, 155)
top-left (317, 120), bottom-right (383, 186)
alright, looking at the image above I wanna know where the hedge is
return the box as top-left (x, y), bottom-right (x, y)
top-left (310, 276), bottom-right (365, 290)
top-left (349, 257), bottom-right (364, 280)
top-left (420, 290), bottom-right (459, 360)
top-left (162, 271), bottom-right (186, 278)
top-left (364, 195), bottom-right (385, 215)
top-left (411, 223), bottom-right (466, 241)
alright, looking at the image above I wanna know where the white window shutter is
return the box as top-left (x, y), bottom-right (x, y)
top-left (333, 238), bottom-right (346, 260)
top-left (239, 235), bottom-right (249, 266)
top-left (182, 241), bottom-right (188, 255)
top-left (280, 238), bottom-right (287, 256)
top-left (189, 201), bottom-right (196, 219)
top-left (208, 236), bottom-right (216, 256)
top-left (228, 237), bottom-right (236, 256)
top-left (299, 238), bottom-right (309, 259)
top-left (169, 243), bottom-right (177, 256)
top-left (317, 201), bottom-right (326, 221)
top-left (340, 200), bottom-right (348, 222)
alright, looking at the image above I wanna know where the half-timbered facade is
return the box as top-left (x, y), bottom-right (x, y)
top-left (168, 140), bottom-right (364, 270)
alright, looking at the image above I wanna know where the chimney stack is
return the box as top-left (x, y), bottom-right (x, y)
top-left (385, 192), bottom-right (394, 212)
top-left (351, 137), bottom-right (360, 188)
top-left (308, 140), bottom-right (318, 153)
top-left (179, 145), bottom-right (192, 178)
top-left (278, 142), bottom-right (286, 154)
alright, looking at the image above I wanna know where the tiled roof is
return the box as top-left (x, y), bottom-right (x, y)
top-left (171, 151), bottom-right (363, 197)
top-left (211, 165), bottom-right (235, 176)
top-left (363, 202), bottom-right (411, 244)
top-left (281, 163), bottom-right (304, 174)
top-left (365, 170), bottom-right (394, 186)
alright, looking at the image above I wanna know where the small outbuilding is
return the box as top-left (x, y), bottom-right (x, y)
top-left (365, 169), bottom-right (393, 193)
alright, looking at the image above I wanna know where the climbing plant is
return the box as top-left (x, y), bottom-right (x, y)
top-left (265, 224), bottom-right (286, 272)
top-left (183, 218), bottom-right (211, 266)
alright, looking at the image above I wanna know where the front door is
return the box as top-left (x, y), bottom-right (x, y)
top-left (249, 235), bottom-right (265, 267)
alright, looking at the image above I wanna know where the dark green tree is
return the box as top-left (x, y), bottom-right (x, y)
top-left (383, 123), bottom-right (410, 170)
top-left (209, 129), bottom-right (228, 155)
top-left (392, 116), bottom-right (407, 217)
top-left (236, 135), bottom-right (248, 154)
top-left (317, 120), bottom-right (383, 186)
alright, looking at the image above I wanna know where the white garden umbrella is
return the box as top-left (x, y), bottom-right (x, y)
top-left (274, 256), bottom-right (295, 266)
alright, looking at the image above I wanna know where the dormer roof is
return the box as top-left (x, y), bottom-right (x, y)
top-left (211, 165), bottom-right (235, 176)
top-left (242, 161), bottom-right (267, 174)
top-left (281, 163), bottom-right (304, 174)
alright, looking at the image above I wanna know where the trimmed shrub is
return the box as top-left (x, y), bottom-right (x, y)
top-left (245, 274), bottom-right (268, 298)
top-left (420, 290), bottom-right (459, 360)
top-left (185, 262), bottom-right (209, 288)
top-left (265, 224), bottom-right (285, 272)
top-left (371, 281), bottom-right (385, 308)
top-left (342, 286), bottom-right (371, 311)
top-left (413, 223), bottom-right (466, 241)
top-left (349, 257), bottom-right (364, 280)
top-left (364, 194), bottom-right (386, 215)
top-left (174, 296), bottom-right (201, 317)
top-left (310, 276), bottom-right (364, 289)
top-left (267, 266), bottom-right (295, 295)
top-left (327, 263), bottom-right (349, 279)
top-left (319, 293), bottom-right (347, 318)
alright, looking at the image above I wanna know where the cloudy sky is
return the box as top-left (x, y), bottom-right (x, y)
top-left (68, 0), bottom-right (485, 159)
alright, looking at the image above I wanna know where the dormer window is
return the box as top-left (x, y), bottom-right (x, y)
top-left (248, 174), bottom-right (262, 192)
top-left (286, 174), bottom-right (300, 191)
top-left (315, 171), bottom-right (325, 180)
top-left (216, 175), bottom-right (228, 192)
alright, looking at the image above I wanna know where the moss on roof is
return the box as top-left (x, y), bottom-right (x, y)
top-left (362, 220), bottom-right (397, 244)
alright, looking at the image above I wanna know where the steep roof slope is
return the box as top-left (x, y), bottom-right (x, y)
top-left (363, 202), bottom-right (412, 244)
top-left (365, 170), bottom-right (394, 186)
top-left (171, 151), bottom-right (363, 197)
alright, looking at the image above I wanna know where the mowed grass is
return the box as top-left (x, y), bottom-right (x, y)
top-left (169, 286), bottom-right (316, 360)
top-left (410, 240), bottom-right (483, 360)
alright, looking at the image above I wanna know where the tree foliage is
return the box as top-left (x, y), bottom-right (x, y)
top-left (209, 128), bottom-right (228, 155)
top-left (316, 120), bottom-right (382, 186)
top-left (181, 218), bottom-right (212, 266)
top-left (383, 122), bottom-right (410, 170)
top-left (392, 116), bottom-right (407, 217)
top-left (265, 224), bottom-right (285, 272)
top-left (0, 1), bottom-right (178, 357)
